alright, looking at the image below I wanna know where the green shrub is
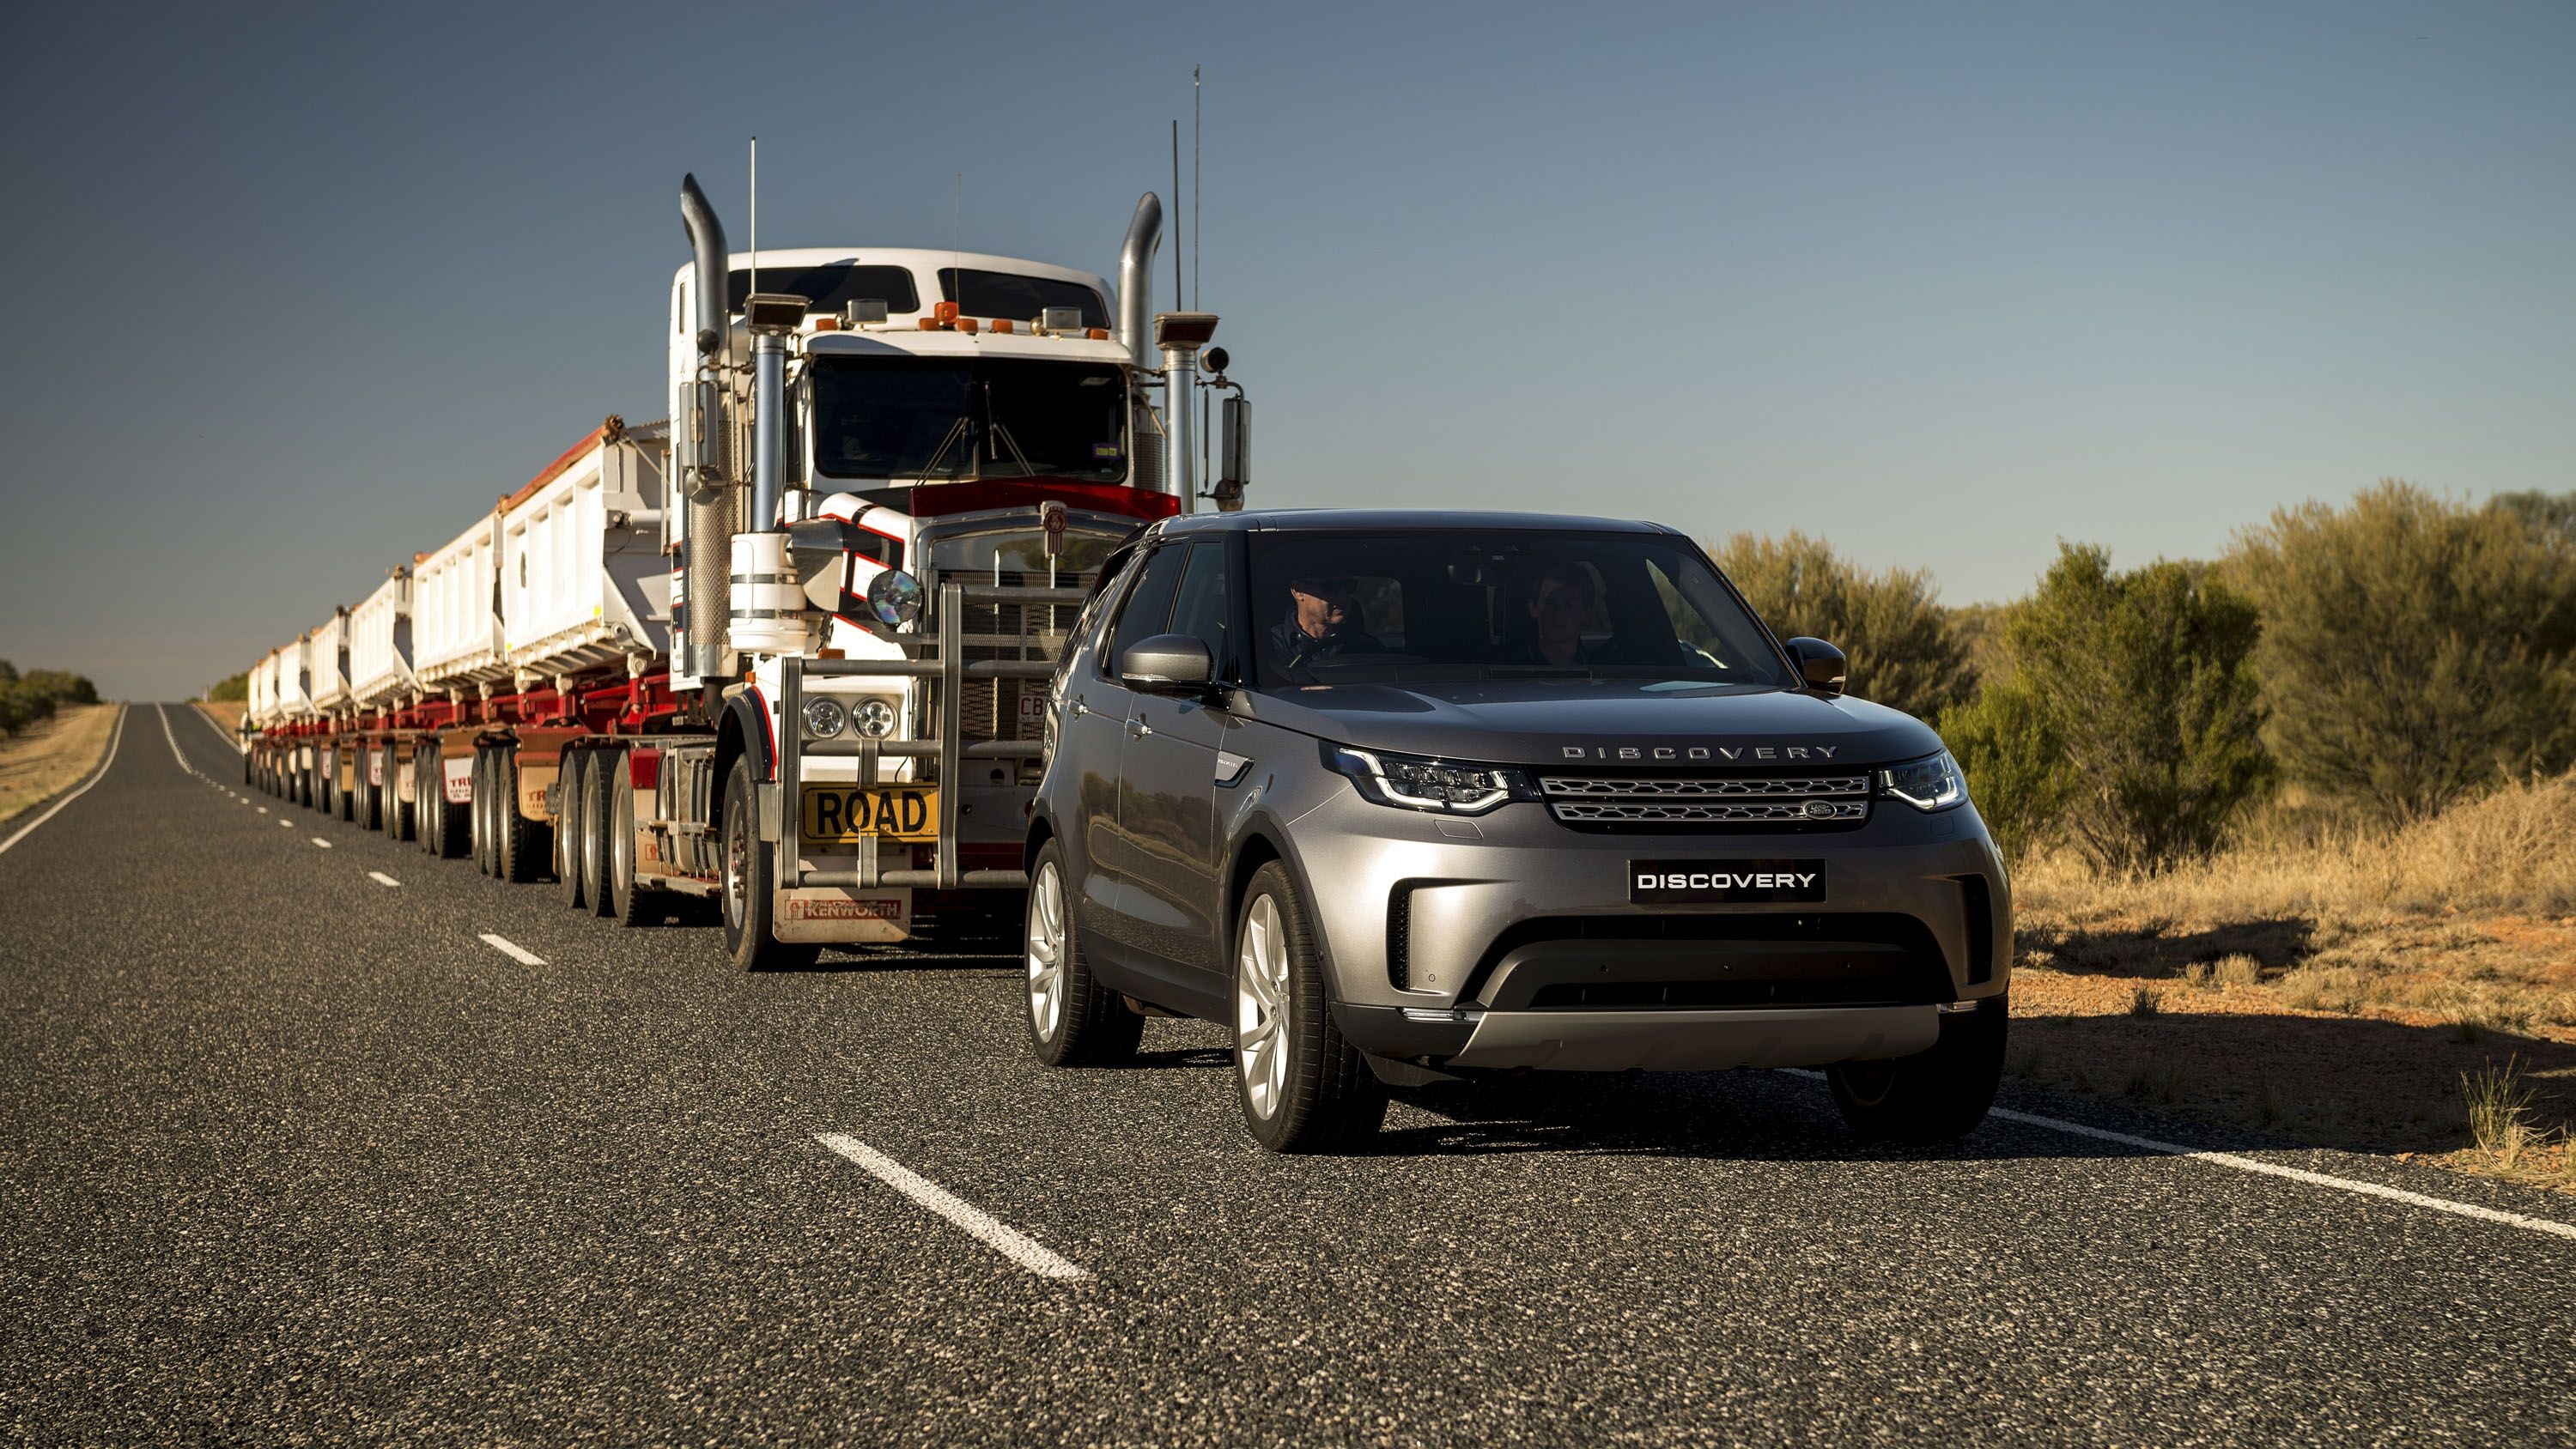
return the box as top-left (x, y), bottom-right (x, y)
top-left (207, 672), bottom-right (249, 702)
top-left (1710, 530), bottom-right (1976, 721)
top-left (1974, 545), bottom-right (2271, 872)
top-left (0, 662), bottom-right (101, 736)
top-left (2227, 482), bottom-right (2576, 821)
top-left (1937, 676), bottom-right (2076, 862)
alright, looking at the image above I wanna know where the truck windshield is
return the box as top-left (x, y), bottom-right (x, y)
top-left (810, 357), bottom-right (1127, 483)
top-left (1248, 530), bottom-right (1797, 688)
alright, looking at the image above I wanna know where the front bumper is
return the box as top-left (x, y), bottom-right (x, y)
top-left (1335, 1002), bottom-right (1944, 1071)
top-left (1270, 784), bottom-right (2009, 1068)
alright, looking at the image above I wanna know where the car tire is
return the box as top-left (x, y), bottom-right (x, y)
top-left (604, 753), bottom-right (651, 928)
top-left (1827, 994), bottom-right (2008, 1142)
top-left (1022, 842), bottom-right (1141, 1066)
top-left (556, 751), bottom-right (589, 909)
top-left (719, 756), bottom-right (818, 971)
top-left (1232, 860), bottom-right (1386, 1154)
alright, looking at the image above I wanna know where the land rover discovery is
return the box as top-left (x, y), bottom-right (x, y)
top-left (1022, 511), bottom-right (2010, 1152)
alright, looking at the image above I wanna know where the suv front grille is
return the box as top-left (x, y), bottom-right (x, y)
top-left (1539, 773), bottom-right (1872, 829)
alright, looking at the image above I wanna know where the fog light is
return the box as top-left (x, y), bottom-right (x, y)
top-left (854, 696), bottom-right (897, 738)
top-left (802, 696), bottom-right (848, 739)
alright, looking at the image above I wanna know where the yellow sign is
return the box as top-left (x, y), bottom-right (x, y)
top-left (800, 785), bottom-right (939, 844)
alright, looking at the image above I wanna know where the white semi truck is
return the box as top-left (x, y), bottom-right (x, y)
top-left (243, 174), bottom-right (1249, 968)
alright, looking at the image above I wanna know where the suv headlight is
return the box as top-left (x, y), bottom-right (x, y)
top-left (802, 696), bottom-right (848, 740)
top-left (1879, 749), bottom-right (1967, 811)
top-left (1324, 743), bottom-right (1535, 815)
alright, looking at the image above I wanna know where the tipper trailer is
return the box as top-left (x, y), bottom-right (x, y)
top-left (242, 174), bottom-right (1249, 968)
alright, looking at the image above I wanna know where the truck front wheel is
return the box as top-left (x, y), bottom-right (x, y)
top-left (1826, 994), bottom-right (2008, 1142)
top-left (719, 757), bottom-right (817, 971)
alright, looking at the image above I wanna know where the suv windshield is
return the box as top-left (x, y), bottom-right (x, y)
top-left (810, 357), bottom-right (1127, 482)
top-left (1248, 529), bottom-right (1795, 688)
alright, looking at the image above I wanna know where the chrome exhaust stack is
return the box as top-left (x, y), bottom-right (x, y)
top-left (679, 173), bottom-right (734, 680)
top-left (1116, 194), bottom-right (1170, 501)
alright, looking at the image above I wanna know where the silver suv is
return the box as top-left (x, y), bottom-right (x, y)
top-left (1023, 511), bottom-right (2011, 1152)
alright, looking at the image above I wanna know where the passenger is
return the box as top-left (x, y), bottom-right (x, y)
top-left (1267, 573), bottom-right (1385, 670)
top-left (1519, 562), bottom-right (1601, 666)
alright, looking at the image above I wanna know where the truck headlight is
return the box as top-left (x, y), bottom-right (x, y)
top-left (802, 696), bottom-right (848, 739)
top-left (853, 696), bottom-right (897, 738)
top-left (1324, 743), bottom-right (1534, 815)
top-left (1879, 749), bottom-right (1967, 811)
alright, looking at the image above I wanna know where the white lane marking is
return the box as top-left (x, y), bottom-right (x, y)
top-left (185, 702), bottom-right (246, 755)
top-left (310, 838), bottom-right (333, 849)
top-left (278, 820), bottom-right (292, 828)
top-left (478, 933), bottom-right (546, 966)
top-left (1986, 1106), bottom-right (2576, 1243)
top-left (368, 871), bottom-right (401, 888)
top-left (0, 705), bottom-right (128, 857)
top-left (1779, 1068), bottom-right (2576, 1242)
top-left (154, 704), bottom-right (212, 783)
top-left (814, 1135), bottom-right (1087, 1282)
top-left (257, 807), bottom-right (269, 815)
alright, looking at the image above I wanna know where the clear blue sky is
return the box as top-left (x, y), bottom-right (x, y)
top-left (3, 1), bottom-right (2567, 700)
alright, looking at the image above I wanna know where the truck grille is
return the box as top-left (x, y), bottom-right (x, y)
top-left (949, 568), bottom-right (1092, 784)
top-left (1539, 773), bottom-right (1872, 828)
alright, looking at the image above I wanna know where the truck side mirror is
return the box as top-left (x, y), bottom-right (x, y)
top-left (1120, 634), bottom-right (1214, 694)
top-left (1212, 395), bottom-right (1250, 512)
top-left (1785, 637), bottom-right (1846, 696)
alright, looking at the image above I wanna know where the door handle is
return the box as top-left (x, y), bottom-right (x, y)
top-left (1069, 696), bottom-right (1090, 718)
top-left (1126, 717), bottom-right (1153, 738)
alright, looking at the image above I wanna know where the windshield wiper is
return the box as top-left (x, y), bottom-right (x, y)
top-left (909, 415), bottom-right (971, 482)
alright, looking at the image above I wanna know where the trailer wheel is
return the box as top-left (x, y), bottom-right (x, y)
top-left (418, 753), bottom-right (440, 854)
top-left (556, 752), bottom-right (589, 910)
top-left (472, 749), bottom-right (497, 876)
top-left (431, 750), bottom-right (467, 860)
top-left (386, 751), bottom-right (410, 843)
top-left (719, 756), bottom-right (817, 971)
top-left (498, 751), bottom-right (549, 885)
top-left (603, 751), bottom-right (650, 927)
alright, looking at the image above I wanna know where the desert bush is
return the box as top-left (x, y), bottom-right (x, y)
top-left (1709, 530), bottom-right (1976, 721)
top-left (0, 661), bottom-right (101, 737)
top-left (208, 672), bottom-right (248, 702)
top-left (2228, 482), bottom-right (2576, 821)
top-left (1936, 677), bottom-right (2075, 862)
top-left (1980, 545), bottom-right (2271, 872)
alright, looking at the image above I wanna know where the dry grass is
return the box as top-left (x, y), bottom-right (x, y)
top-left (2008, 771), bottom-right (2576, 1194)
top-left (195, 699), bottom-right (245, 733)
top-left (0, 704), bottom-right (119, 830)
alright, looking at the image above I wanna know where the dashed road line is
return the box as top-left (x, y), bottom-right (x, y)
top-left (813, 1134), bottom-right (1087, 1281)
top-left (478, 933), bottom-right (546, 966)
top-left (0, 705), bottom-right (128, 857)
top-left (257, 807), bottom-right (269, 815)
top-left (368, 871), bottom-right (401, 888)
top-left (310, 838), bottom-right (333, 849)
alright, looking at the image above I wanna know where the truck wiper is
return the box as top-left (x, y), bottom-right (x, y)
top-left (910, 416), bottom-right (971, 482)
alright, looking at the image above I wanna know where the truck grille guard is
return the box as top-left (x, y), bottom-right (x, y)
top-left (775, 579), bottom-right (1085, 893)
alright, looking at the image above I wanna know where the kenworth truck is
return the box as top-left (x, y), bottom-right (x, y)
top-left (242, 175), bottom-right (1251, 969)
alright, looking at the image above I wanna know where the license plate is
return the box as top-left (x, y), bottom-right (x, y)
top-left (800, 785), bottom-right (939, 844)
top-left (1629, 858), bottom-right (1826, 905)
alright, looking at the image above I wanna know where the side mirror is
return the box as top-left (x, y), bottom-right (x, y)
top-left (1786, 637), bottom-right (1846, 696)
top-left (1120, 634), bottom-right (1214, 694)
top-left (1212, 395), bottom-right (1250, 512)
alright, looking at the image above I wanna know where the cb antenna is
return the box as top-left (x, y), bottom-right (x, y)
top-left (1170, 120), bottom-right (1183, 308)
top-left (749, 136), bottom-right (758, 300)
top-left (1193, 64), bottom-right (1201, 308)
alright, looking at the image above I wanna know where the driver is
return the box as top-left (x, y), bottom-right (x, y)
top-left (1519, 562), bottom-right (1601, 666)
top-left (1268, 573), bottom-right (1386, 670)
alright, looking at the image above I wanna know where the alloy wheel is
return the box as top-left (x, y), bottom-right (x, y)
top-left (1026, 861), bottom-right (1066, 1040)
top-left (1236, 894), bottom-right (1291, 1120)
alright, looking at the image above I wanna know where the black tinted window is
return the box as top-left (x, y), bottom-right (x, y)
top-left (939, 269), bottom-right (1110, 329)
top-left (1107, 546), bottom-right (1188, 670)
top-left (1170, 543), bottom-right (1232, 675)
top-left (729, 264), bottom-right (920, 315)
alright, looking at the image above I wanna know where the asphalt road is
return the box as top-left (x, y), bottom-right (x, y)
top-left (4, 704), bottom-right (2573, 1446)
